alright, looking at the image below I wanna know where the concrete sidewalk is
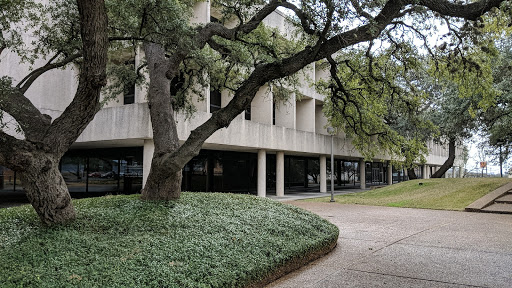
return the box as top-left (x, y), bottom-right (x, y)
top-left (267, 189), bottom-right (365, 202)
top-left (267, 202), bottom-right (512, 288)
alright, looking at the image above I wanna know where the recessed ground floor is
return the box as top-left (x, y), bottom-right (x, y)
top-left (1, 146), bottom-right (438, 198)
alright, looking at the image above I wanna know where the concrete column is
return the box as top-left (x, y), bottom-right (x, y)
top-left (142, 139), bottom-right (155, 188)
top-left (276, 152), bottom-right (285, 197)
top-left (451, 167), bottom-right (455, 178)
top-left (387, 161), bottom-right (393, 185)
top-left (459, 166), bottom-right (464, 178)
top-left (257, 150), bottom-right (266, 197)
top-left (423, 164), bottom-right (429, 179)
top-left (320, 155), bottom-right (327, 192)
top-left (359, 158), bottom-right (366, 189)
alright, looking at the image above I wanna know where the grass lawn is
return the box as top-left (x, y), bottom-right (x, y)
top-left (307, 178), bottom-right (512, 211)
top-left (0, 193), bottom-right (338, 288)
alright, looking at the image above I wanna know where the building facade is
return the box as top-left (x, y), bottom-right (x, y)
top-left (0, 2), bottom-right (465, 197)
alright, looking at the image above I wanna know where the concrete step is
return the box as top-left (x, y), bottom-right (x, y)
top-left (481, 203), bottom-right (512, 214)
top-left (495, 193), bottom-right (512, 204)
top-left (465, 183), bottom-right (512, 212)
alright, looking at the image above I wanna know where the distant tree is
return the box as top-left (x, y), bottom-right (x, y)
top-left (0, 0), bottom-right (108, 224)
top-left (479, 38), bottom-right (512, 174)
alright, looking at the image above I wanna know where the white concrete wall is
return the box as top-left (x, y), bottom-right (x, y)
top-left (296, 97), bottom-right (315, 133)
top-left (296, 64), bottom-right (317, 100)
top-left (0, 51), bottom-right (78, 118)
top-left (191, 1), bottom-right (210, 24)
top-left (275, 94), bottom-right (296, 129)
top-left (76, 103), bottom-right (152, 143)
top-left (315, 101), bottom-right (328, 135)
top-left (251, 86), bottom-right (273, 125)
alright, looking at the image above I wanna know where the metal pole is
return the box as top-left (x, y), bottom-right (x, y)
top-left (330, 134), bottom-right (335, 202)
top-left (500, 145), bottom-right (503, 178)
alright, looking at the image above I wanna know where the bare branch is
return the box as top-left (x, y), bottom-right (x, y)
top-left (17, 53), bottom-right (82, 93)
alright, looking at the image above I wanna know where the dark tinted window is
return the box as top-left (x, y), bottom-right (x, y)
top-left (210, 89), bottom-right (221, 113)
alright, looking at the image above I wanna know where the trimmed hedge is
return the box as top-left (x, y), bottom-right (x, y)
top-left (0, 193), bottom-right (338, 287)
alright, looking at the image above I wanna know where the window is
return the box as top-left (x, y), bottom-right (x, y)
top-left (170, 73), bottom-right (185, 96)
top-left (273, 102), bottom-right (276, 125)
top-left (245, 105), bottom-right (251, 120)
top-left (123, 82), bottom-right (135, 105)
top-left (171, 73), bottom-right (185, 109)
top-left (123, 60), bottom-right (136, 105)
top-left (210, 89), bottom-right (221, 113)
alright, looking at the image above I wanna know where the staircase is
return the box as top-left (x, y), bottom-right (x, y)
top-left (482, 192), bottom-right (512, 214)
top-left (466, 182), bottom-right (512, 214)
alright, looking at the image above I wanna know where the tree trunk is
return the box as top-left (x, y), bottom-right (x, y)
top-left (141, 42), bottom-right (183, 200)
top-left (407, 168), bottom-right (418, 180)
top-left (19, 153), bottom-right (75, 225)
top-left (141, 161), bottom-right (182, 200)
top-left (431, 138), bottom-right (456, 178)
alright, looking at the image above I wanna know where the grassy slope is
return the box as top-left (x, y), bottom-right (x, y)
top-left (0, 193), bottom-right (338, 288)
top-left (308, 178), bottom-right (512, 210)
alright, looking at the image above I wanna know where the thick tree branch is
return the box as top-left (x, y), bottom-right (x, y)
top-left (195, 0), bottom-right (287, 47)
top-left (417, 0), bottom-right (504, 21)
top-left (43, 0), bottom-right (108, 157)
top-left (0, 130), bottom-right (34, 170)
top-left (0, 88), bottom-right (51, 142)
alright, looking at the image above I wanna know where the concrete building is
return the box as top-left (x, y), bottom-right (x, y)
top-left (0, 2), bottom-right (465, 196)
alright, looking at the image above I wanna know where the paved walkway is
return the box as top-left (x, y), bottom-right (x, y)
top-left (267, 202), bottom-right (512, 288)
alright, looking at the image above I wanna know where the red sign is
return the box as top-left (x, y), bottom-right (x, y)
top-left (480, 162), bottom-right (487, 168)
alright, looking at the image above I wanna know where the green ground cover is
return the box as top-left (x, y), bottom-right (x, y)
top-left (308, 178), bottom-right (512, 210)
top-left (0, 193), bottom-right (338, 288)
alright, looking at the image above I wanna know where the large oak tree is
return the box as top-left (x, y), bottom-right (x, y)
top-left (130, 0), bottom-right (508, 200)
top-left (0, 0), bottom-right (108, 224)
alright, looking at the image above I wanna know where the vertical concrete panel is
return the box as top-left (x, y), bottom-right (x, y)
top-left (251, 86), bottom-right (272, 125)
top-left (296, 97), bottom-right (315, 132)
top-left (135, 45), bottom-right (147, 104)
top-left (276, 152), bottom-right (285, 197)
top-left (275, 93), bottom-right (296, 129)
top-left (320, 155), bottom-right (327, 192)
top-left (360, 158), bottom-right (366, 189)
top-left (191, 1), bottom-right (210, 24)
top-left (257, 150), bottom-right (266, 197)
top-left (315, 102), bottom-right (328, 135)
top-left (142, 139), bottom-right (155, 188)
